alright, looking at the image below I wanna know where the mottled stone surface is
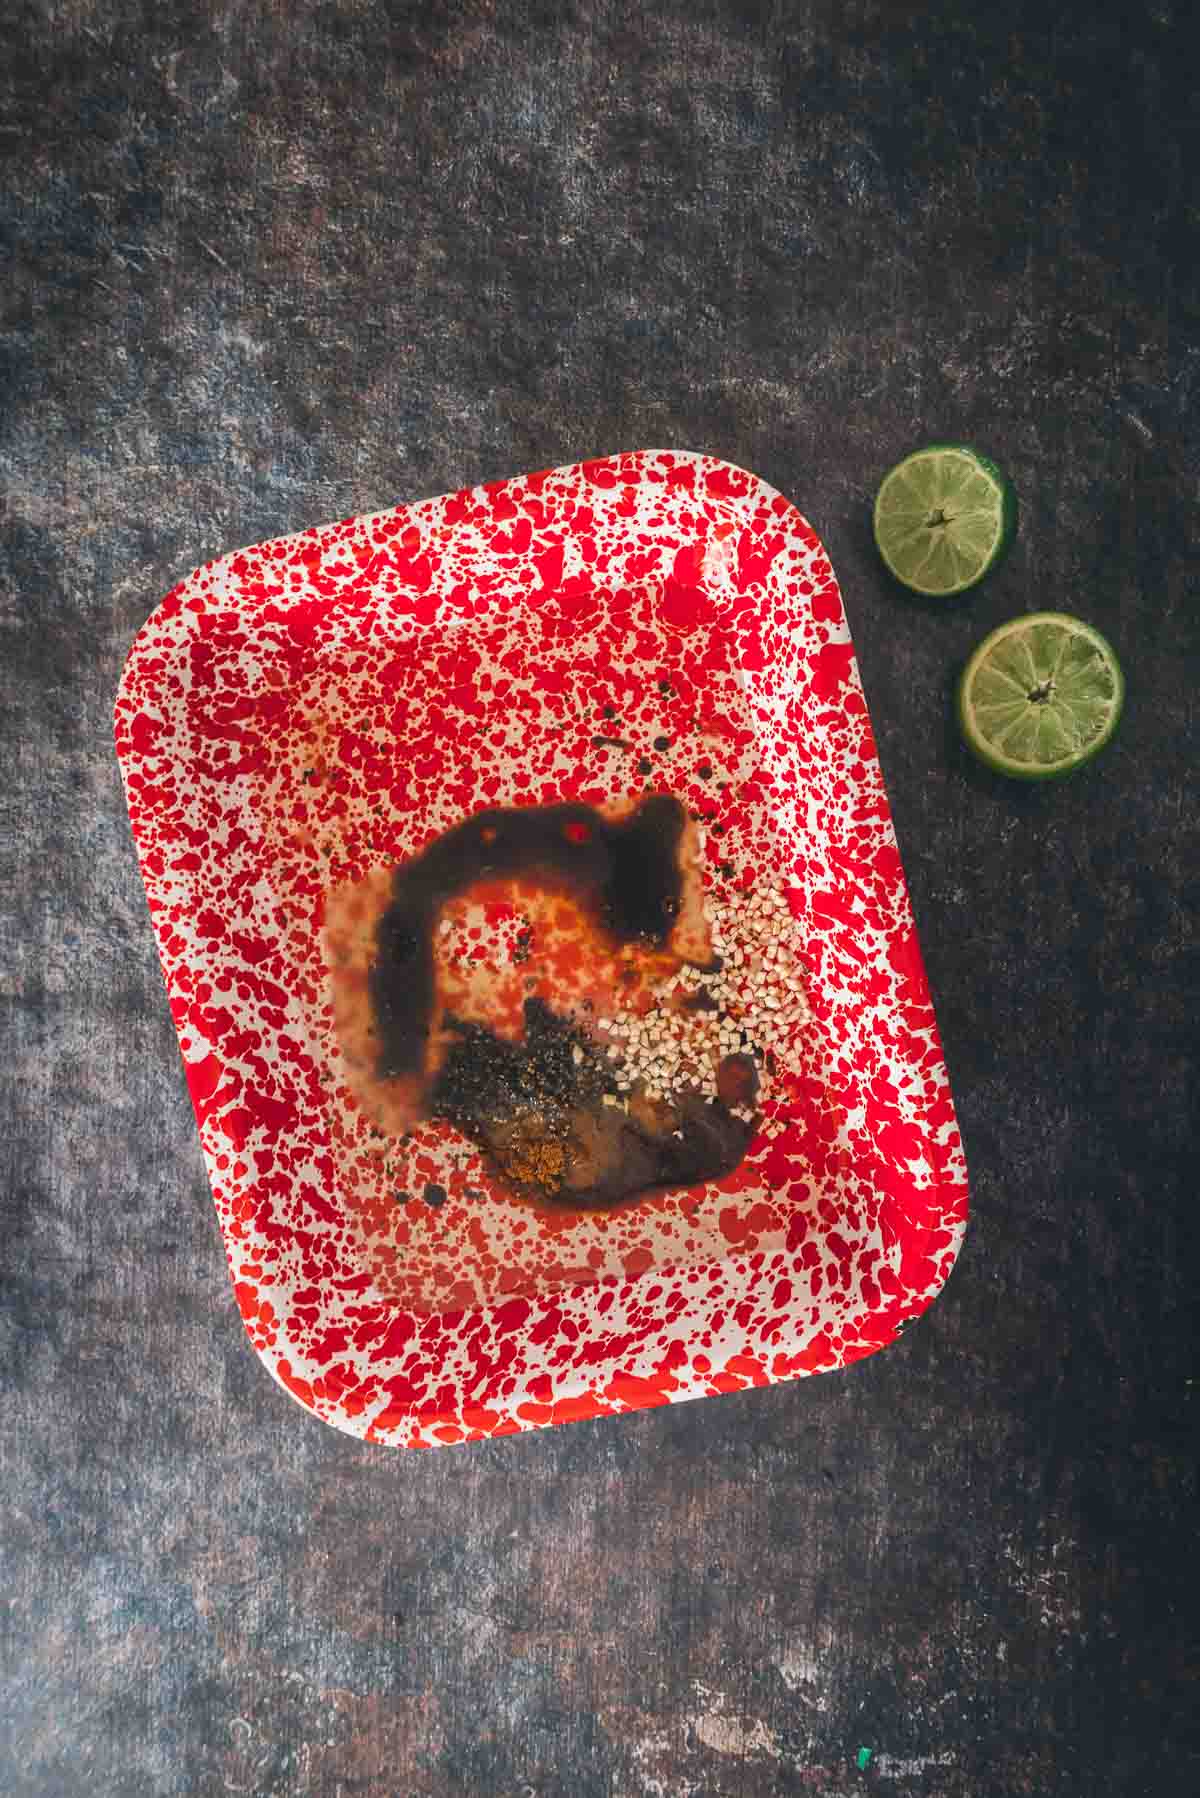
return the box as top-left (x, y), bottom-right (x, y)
top-left (2, 3), bottom-right (1197, 1794)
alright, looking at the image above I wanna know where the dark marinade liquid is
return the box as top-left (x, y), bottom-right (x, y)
top-left (368, 796), bottom-right (752, 1210)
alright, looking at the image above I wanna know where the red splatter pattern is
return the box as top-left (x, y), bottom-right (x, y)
top-left (114, 451), bottom-right (967, 1446)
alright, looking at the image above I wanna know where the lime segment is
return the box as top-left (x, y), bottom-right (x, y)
top-left (957, 612), bottom-right (1124, 780)
top-left (874, 445), bottom-right (1016, 596)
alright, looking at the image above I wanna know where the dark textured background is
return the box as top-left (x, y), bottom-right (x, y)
top-left (2, 3), bottom-right (1197, 1794)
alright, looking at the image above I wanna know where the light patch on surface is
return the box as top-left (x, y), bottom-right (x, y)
top-left (690, 1682), bottom-right (781, 1760)
top-left (874, 1750), bottom-right (955, 1776)
top-left (625, 1724), bottom-right (701, 1798)
top-left (1001, 1533), bottom-right (1083, 1633)
top-left (775, 1640), bottom-right (831, 1708)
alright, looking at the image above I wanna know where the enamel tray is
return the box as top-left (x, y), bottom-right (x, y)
top-left (114, 450), bottom-right (967, 1446)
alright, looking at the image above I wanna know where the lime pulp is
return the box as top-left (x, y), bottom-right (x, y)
top-left (873, 444), bottom-right (1016, 597)
top-left (956, 612), bottom-right (1124, 780)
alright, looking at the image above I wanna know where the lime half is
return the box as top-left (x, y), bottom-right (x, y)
top-left (957, 612), bottom-right (1124, 780)
top-left (874, 444), bottom-right (1017, 596)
